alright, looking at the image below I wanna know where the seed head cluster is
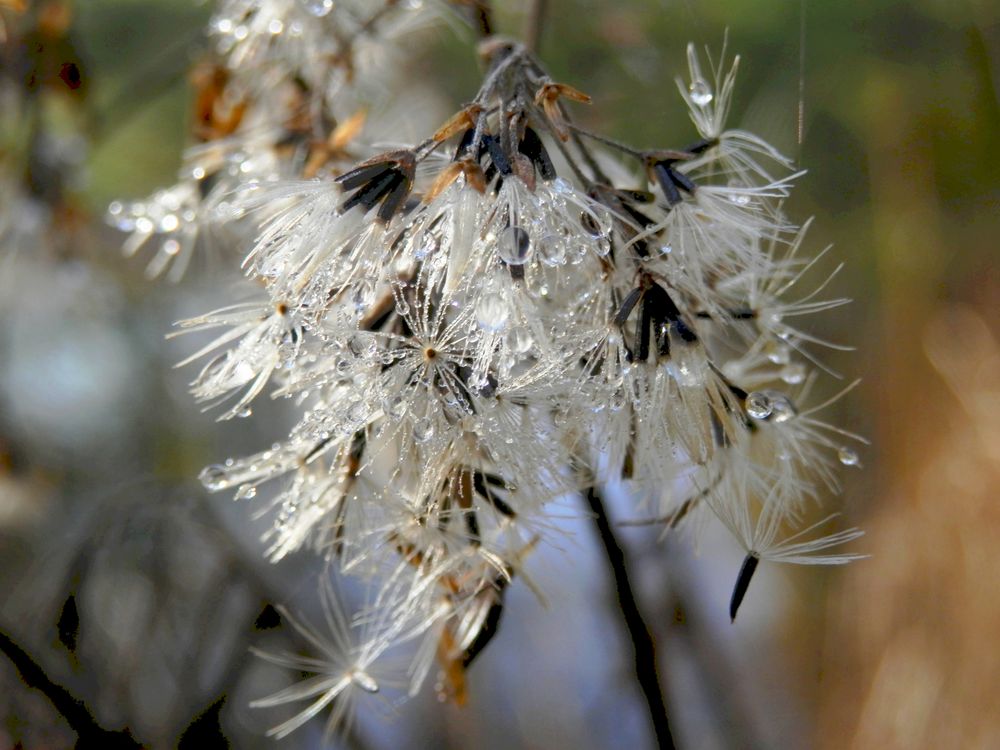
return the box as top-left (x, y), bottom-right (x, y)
top-left (110, 0), bottom-right (865, 739)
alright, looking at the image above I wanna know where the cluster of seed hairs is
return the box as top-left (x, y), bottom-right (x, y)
top-left (111, 0), bottom-right (865, 740)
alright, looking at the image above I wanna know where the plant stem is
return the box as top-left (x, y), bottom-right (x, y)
top-left (523, 0), bottom-right (548, 55)
top-left (470, 0), bottom-right (493, 38)
top-left (584, 487), bottom-right (677, 750)
top-left (0, 629), bottom-right (142, 747)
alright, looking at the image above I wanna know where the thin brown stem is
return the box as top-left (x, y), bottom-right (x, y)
top-left (523, 0), bottom-right (548, 55)
top-left (467, 0), bottom-right (494, 38)
top-left (584, 487), bottom-right (677, 750)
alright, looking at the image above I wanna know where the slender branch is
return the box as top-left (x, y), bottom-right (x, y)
top-left (467, 0), bottom-right (493, 38)
top-left (583, 487), bottom-right (677, 750)
top-left (570, 123), bottom-right (648, 160)
top-left (0, 629), bottom-right (142, 748)
top-left (523, 0), bottom-right (548, 55)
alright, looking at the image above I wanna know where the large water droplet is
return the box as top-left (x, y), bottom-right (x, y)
top-left (476, 292), bottom-right (509, 332)
top-left (689, 79), bottom-right (713, 107)
top-left (745, 391), bottom-right (772, 420)
top-left (498, 226), bottom-right (532, 265)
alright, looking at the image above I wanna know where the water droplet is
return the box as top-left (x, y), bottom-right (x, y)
top-left (838, 446), bottom-right (860, 466)
top-left (351, 671), bottom-right (379, 693)
top-left (658, 243), bottom-right (672, 255)
top-left (412, 418), bottom-right (434, 443)
top-left (552, 177), bottom-right (574, 195)
top-left (537, 234), bottom-right (567, 266)
top-left (415, 233), bottom-right (439, 260)
top-left (781, 363), bottom-right (807, 385)
top-left (347, 401), bottom-right (368, 424)
top-left (236, 407), bottom-right (253, 418)
top-left (353, 280), bottom-right (375, 313)
top-left (235, 484), bottom-right (257, 500)
top-left (669, 360), bottom-right (701, 387)
top-left (745, 391), bottom-right (772, 419)
top-left (199, 464), bottom-right (229, 491)
top-left (609, 391), bottom-right (626, 412)
top-left (767, 344), bottom-right (791, 365)
top-left (158, 213), bottom-right (179, 232)
top-left (394, 255), bottom-right (416, 276)
top-left (383, 393), bottom-right (408, 419)
top-left (498, 226), bottom-right (532, 265)
top-left (768, 393), bottom-right (797, 423)
top-left (304, 0), bottom-right (333, 16)
top-left (507, 327), bottom-right (534, 355)
top-left (476, 292), bottom-right (509, 332)
top-left (689, 79), bottom-right (713, 107)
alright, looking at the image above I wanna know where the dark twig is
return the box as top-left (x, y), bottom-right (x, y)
top-left (467, 0), bottom-right (493, 38)
top-left (584, 487), bottom-right (677, 750)
top-left (0, 629), bottom-right (143, 748)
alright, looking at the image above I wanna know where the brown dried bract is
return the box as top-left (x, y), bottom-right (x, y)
top-left (303, 109), bottom-right (368, 178)
top-left (191, 64), bottom-right (246, 141)
top-left (535, 81), bottom-right (592, 141)
top-left (432, 105), bottom-right (483, 144)
top-left (423, 159), bottom-right (486, 204)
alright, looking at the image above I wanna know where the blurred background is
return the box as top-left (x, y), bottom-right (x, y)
top-left (0, 0), bottom-right (997, 748)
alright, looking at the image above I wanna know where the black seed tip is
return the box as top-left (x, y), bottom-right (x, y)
top-left (254, 603), bottom-right (282, 630)
top-left (57, 594), bottom-right (79, 653)
top-left (729, 553), bottom-right (759, 623)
